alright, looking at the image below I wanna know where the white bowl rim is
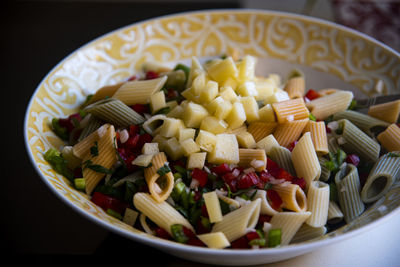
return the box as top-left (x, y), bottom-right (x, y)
top-left (23, 8), bottom-right (400, 258)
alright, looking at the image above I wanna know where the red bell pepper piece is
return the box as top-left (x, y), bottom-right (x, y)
top-left (267, 189), bottom-right (283, 210)
top-left (304, 89), bottom-right (320, 101)
top-left (231, 236), bottom-right (249, 249)
top-left (266, 158), bottom-right (280, 177)
top-left (276, 168), bottom-right (294, 182)
top-left (237, 172), bottom-right (259, 189)
top-left (130, 104), bottom-right (149, 115)
top-left (292, 177), bottom-right (306, 190)
top-left (145, 71), bottom-right (159, 80)
top-left (155, 227), bottom-right (172, 240)
top-left (211, 163), bottom-right (231, 176)
top-left (191, 168), bottom-right (208, 187)
top-left (91, 192), bottom-right (128, 214)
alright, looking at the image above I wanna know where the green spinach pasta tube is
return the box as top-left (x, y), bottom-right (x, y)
top-left (78, 115), bottom-right (104, 142)
top-left (318, 157), bottom-right (331, 182)
top-left (85, 98), bottom-right (145, 127)
top-left (361, 152), bottom-right (400, 203)
top-left (335, 163), bottom-right (365, 223)
top-left (332, 110), bottom-right (389, 137)
top-left (335, 119), bottom-right (380, 162)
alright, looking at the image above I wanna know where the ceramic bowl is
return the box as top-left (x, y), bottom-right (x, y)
top-left (24, 9), bottom-right (400, 265)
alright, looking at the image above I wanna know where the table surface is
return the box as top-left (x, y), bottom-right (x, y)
top-left (4, 1), bottom-right (400, 266)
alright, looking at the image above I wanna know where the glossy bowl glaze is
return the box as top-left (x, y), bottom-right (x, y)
top-left (24, 9), bottom-right (400, 265)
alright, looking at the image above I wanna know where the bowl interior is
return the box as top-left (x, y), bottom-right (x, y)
top-left (24, 9), bottom-right (400, 265)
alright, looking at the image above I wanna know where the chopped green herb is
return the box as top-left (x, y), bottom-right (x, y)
top-left (268, 229), bottom-right (281, 247)
top-left (173, 63), bottom-right (190, 80)
top-left (51, 118), bottom-right (69, 140)
top-left (170, 224), bottom-right (188, 243)
top-left (157, 164), bottom-right (171, 176)
top-left (309, 113), bottom-right (317, 121)
top-left (264, 183), bottom-right (272, 191)
top-left (387, 152), bottom-right (400, 157)
top-left (348, 99), bottom-right (357, 110)
top-left (336, 149), bottom-right (347, 166)
top-left (90, 141), bottom-right (99, 157)
top-left (44, 148), bottom-right (74, 181)
top-left (83, 160), bottom-right (113, 174)
top-left (218, 198), bottom-right (231, 215)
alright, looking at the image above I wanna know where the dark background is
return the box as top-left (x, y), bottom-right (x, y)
top-left (3, 0), bottom-right (239, 265)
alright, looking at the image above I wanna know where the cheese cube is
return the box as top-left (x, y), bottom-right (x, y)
top-left (164, 137), bottom-right (184, 160)
top-left (187, 152), bottom-right (207, 170)
top-left (199, 80), bottom-right (218, 103)
top-left (207, 57), bottom-right (238, 83)
top-left (200, 116), bottom-right (228, 134)
top-left (215, 100), bottom-right (233, 120)
top-left (237, 55), bottom-right (256, 82)
top-left (167, 104), bottom-right (183, 118)
top-left (158, 118), bottom-right (185, 138)
top-left (219, 86), bottom-right (238, 102)
top-left (225, 102), bottom-right (246, 130)
top-left (240, 96), bottom-right (259, 122)
top-left (178, 128), bottom-right (196, 141)
top-left (165, 100), bottom-right (178, 110)
top-left (181, 102), bottom-right (209, 128)
top-left (181, 87), bottom-right (198, 102)
top-left (264, 91), bottom-right (290, 105)
top-left (236, 81), bottom-right (258, 97)
top-left (221, 77), bottom-right (238, 91)
top-left (195, 130), bottom-right (217, 152)
top-left (180, 138), bottom-right (201, 156)
top-left (236, 131), bottom-right (256, 148)
top-left (206, 96), bottom-right (224, 114)
top-left (131, 154), bottom-right (153, 167)
top-left (208, 134), bottom-right (239, 164)
top-left (152, 135), bottom-right (168, 150)
top-left (150, 91), bottom-right (167, 114)
top-left (191, 72), bottom-right (207, 95)
top-left (254, 79), bottom-right (274, 101)
top-left (258, 104), bottom-right (276, 122)
top-left (142, 143), bottom-right (159, 155)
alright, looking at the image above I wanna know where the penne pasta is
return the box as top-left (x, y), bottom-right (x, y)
top-left (77, 114), bottom-right (104, 142)
top-left (274, 119), bottom-right (309, 148)
top-left (291, 132), bottom-right (321, 188)
top-left (305, 181), bottom-right (330, 227)
top-left (306, 90), bottom-right (353, 120)
top-left (361, 152), bottom-right (400, 203)
top-left (377, 124), bottom-right (400, 152)
top-left (133, 193), bottom-right (194, 235)
top-left (272, 183), bottom-right (307, 212)
top-left (268, 146), bottom-right (296, 176)
top-left (112, 76), bottom-right (168, 105)
top-left (327, 201), bottom-right (344, 224)
top-left (256, 134), bottom-right (280, 156)
top-left (83, 124), bottom-right (117, 195)
top-left (203, 191), bottom-right (223, 223)
top-left (73, 123), bottom-right (111, 159)
top-left (269, 211), bottom-right (311, 246)
top-left (88, 82), bottom-right (124, 104)
top-left (212, 199), bottom-right (261, 242)
top-left (335, 163), bottom-right (365, 223)
top-left (272, 98), bottom-right (309, 123)
top-left (291, 224), bottom-right (327, 244)
top-left (238, 148), bottom-right (267, 171)
top-left (85, 98), bottom-right (145, 127)
top-left (335, 119), bottom-right (380, 162)
top-left (197, 232), bottom-right (230, 249)
top-left (303, 120), bottom-right (329, 155)
top-left (368, 99), bottom-right (400, 124)
top-left (318, 157), bottom-right (331, 182)
top-left (283, 76), bottom-right (305, 99)
top-left (247, 122), bottom-right (278, 142)
top-left (252, 189), bottom-right (279, 216)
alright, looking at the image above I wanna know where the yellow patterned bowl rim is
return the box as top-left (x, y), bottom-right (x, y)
top-left (24, 9), bottom-right (400, 264)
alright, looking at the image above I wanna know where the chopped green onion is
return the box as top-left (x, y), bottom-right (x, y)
top-left (173, 172), bottom-right (182, 180)
top-left (309, 113), bottom-right (317, 121)
top-left (336, 149), bottom-right (347, 166)
top-left (106, 209), bottom-right (123, 220)
top-left (268, 229), bottom-right (281, 248)
top-left (200, 216), bottom-right (211, 230)
top-left (157, 164), bottom-right (171, 176)
top-left (170, 224), bottom-right (188, 243)
top-left (74, 178), bottom-right (85, 191)
top-left (348, 99), bottom-right (357, 110)
top-left (387, 152), bottom-right (400, 157)
top-left (44, 148), bottom-right (74, 181)
top-left (51, 118), bottom-right (68, 140)
top-left (218, 198), bottom-right (231, 215)
top-left (325, 160), bottom-right (338, 172)
top-left (335, 122), bottom-right (344, 135)
top-left (173, 63), bottom-right (190, 80)
top-left (249, 238), bottom-right (266, 247)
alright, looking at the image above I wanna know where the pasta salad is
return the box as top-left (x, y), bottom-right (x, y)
top-left (44, 54), bottom-right (400, 249)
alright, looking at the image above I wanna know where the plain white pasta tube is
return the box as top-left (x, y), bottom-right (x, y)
top-left (269, 211), bottom-right (311, 246)
top-left (212, 198), bottom-right (261, 242)
top-left (197, 232), bottom-right (230, 249)
top-left (133, 193), bottom-right (194, 235)
top-left (291, 132), bottom-right (321, 189)
top-left (252, 189), bottom-right (279, 215)
top-left (306, 181), bottom-right (330, 227)
top-left (306, 90), bottom-right (353, 120)
top-left (291, 224), bottom-right (327, 244)
top-left (272, 183), bottom-right (307, 212)
top-left (327, 201), bottom-right (344, 224)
